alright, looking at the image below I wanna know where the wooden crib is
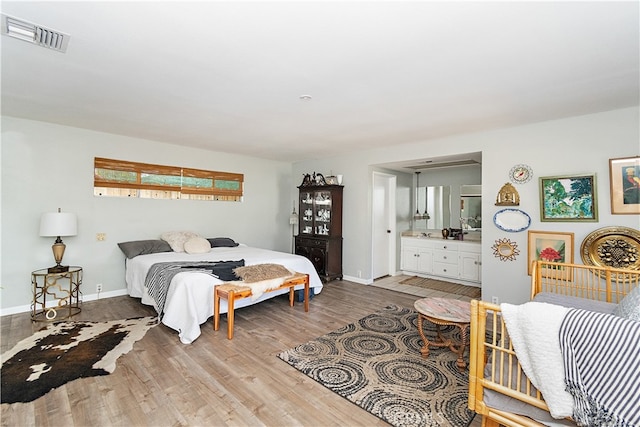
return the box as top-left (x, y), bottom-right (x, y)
top-left (468, 261), bottom-right (640, 427)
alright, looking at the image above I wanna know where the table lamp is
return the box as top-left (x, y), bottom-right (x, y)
top-left (289, 203), bottom-right (298, 253)
top-left (40, 208), bottom-right (77, 273)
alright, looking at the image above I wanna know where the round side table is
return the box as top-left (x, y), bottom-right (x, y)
top-left (414, 297), bottom-right (471, 369)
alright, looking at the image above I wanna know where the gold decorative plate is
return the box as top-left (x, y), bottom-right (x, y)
top-left (580, 226), bottom-right (640, 270)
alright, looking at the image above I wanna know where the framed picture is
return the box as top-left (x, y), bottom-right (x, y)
top-left (527, 230), bottom-right (574, 276)
top-left (609, 156), bottom-right (640, 214)
top-left (539, 174), bottom-right (598, 221)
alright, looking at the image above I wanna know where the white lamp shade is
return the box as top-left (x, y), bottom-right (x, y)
top-left (289, 214), bottom-right (299, 225)
top-left (40, 212), bottom-right (77, 237)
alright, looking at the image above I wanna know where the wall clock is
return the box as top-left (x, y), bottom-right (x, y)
top-left (509, 164), bottom-right (533, 184)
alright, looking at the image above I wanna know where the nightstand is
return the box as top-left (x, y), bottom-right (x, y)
top-left (31, 266), bottom-right (82, 322)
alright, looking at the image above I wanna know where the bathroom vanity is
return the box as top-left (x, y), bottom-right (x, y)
top-left (400, 236), bottom-right (481, 286)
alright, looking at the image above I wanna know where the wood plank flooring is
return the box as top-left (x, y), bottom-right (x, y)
top-left (1, 276), bottom-right (482, 427)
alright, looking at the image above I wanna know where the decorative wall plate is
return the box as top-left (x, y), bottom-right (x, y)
top-left (580, 226), bottom-right (640, 270)
top-left (509, 164), bottom-right (533, 184)
top-left (493, 209), bottom-right (531, 232)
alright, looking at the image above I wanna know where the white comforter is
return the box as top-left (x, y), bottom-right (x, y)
top-left (125, 246), bottom-right (323, 344)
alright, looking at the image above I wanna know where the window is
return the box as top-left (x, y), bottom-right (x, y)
top-left (94, 157), bottom-right (243, 201)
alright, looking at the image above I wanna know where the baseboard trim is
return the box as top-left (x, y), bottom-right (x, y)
top-left (342, 275), bottom-right (373, 285)
top-left (400, 271), bottom-right (481, 288)
top-left (0, 289), bottom-right (129, 317)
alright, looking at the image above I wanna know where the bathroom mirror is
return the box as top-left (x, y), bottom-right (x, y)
top-left (460, 185), bottom-right (482, 230)
top-left (416, 186), bottom-right (451, 229)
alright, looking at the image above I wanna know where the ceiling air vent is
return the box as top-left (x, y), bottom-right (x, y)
top-left (408, 159), bottom-right (480, 170)
top-left (1, 14), bottom-right (69, 53)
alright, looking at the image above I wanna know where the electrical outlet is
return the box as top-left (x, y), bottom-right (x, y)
top-left (96, 283), bottom-right (103, 293)
top-left (491, 296), bottom-right (499, 305)
top-left (357, 270), bottom-right (362, 278)
top-left (96, 233), bottom-right (106, 241)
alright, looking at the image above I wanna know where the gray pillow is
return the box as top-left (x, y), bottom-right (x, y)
top-left (118, 240), bottom-right (172, 259)
top-left (207, 237), bottom-right (239, 248)
top-left (533, 292), bottom-right (617, 314)
top-left (613, 286), bottom-right (640, 322)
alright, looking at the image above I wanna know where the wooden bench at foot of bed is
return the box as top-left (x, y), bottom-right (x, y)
top-left (213, 272), bottom-right (310, 339)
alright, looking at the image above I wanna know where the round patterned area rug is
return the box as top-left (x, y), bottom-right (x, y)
top-left (278, 304), bottom-right (474, 427)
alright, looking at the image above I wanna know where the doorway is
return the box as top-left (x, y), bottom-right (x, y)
top-left (372, 172), bottom-right (396, 280)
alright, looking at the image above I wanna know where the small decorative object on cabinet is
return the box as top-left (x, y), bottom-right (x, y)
top-left (325, 175), bottom-right (338, 185)
top-left (295, 183), bottom-right (343, 282)
top-left (31, 266), bottom-right (82, 321)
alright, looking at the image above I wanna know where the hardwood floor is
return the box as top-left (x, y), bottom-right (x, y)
top-left (1, 276), bottom-right (482, 427)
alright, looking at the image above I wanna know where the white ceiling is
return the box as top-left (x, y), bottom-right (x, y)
top-left (1, 1), bottom-right (638, 163)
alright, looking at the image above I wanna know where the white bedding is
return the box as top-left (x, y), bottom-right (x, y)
top-left (125, 246), bottom-right (323, 344)
top-left (500, 302), bottom-right (574, 419)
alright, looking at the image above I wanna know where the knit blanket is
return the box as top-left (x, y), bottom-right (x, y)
top-left (500, 302), bottom-right (574, 419)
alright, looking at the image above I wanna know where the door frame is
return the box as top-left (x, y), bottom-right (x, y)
top-left (371, 171), bottom-right (397, 280)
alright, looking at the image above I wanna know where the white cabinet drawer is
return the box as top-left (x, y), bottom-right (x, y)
top-left (433, 262), bottom-right (459, 278)
top-left (434, 250), bottom-right (457, 264)
top-left (401, 237), bottom-right (435, 249)
top-left (433, 242), bottom-right (458, 251)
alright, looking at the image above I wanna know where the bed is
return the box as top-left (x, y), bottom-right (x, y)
top-left (123, 242), bottom-right (323, 344)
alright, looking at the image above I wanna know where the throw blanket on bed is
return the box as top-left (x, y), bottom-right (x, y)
top-left (500, 302), bottom-right (575, 419)
top-left (559, 309), bottom-right (640, 427)
top-left (145, 260), bottom-right (244, 316)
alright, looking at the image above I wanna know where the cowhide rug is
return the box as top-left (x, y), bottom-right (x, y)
top-left (1, 316), bottom-right (157, 404)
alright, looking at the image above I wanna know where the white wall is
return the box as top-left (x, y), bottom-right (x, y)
top-left (293, 107), bottom-right (640, 304)
top-left (1, 117), bottom-right (294, 312)
top-left (2, 107), bottom-right (638, 312)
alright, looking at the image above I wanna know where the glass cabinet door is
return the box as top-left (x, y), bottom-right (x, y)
top-left (313, 190), bottom-right (332, 236)
top-left (300, 190), bottom-right (333, 236)
top-left (300, 191), bottom-right (314, 235)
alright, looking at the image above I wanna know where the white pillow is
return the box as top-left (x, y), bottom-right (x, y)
top-left (184, 237), bottom-right (212, 254)
top-left (160, 231), bottom-right (200, 252)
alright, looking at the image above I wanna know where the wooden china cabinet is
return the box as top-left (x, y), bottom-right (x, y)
top-left (295, 184), bottom-right (343, 282)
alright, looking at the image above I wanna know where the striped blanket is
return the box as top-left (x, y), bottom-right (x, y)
top-left (502, 303), bottom-right (640, 425)
top-left (144, 260), bottom-right (244, 316)
top-left (559, 309), bottom-right (640, 427)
